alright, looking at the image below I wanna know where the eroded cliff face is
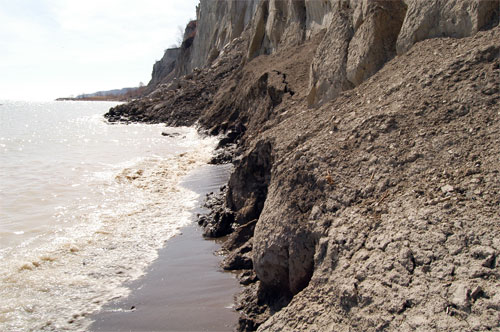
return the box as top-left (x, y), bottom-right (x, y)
top-left (397, 0), bottom-right (500, 54)
top-left (252, 27), bottom-right (500, 331)
top-left (191, 0), bottom-right (259, 70)
top-left (106, 1), bottom-right (500, 331)
top-left (148, 48), bottom-right (181, 89)
top-left (149, 0), bottom-right (498, 104)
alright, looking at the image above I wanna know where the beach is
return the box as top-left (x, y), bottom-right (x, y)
top-left (0, 100), bottom-right (238, 331)
top-left (90, 164), bottom-right (241, 332)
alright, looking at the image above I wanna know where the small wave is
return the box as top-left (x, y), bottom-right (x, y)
top-left (0, 130), bottom-right (217, 332)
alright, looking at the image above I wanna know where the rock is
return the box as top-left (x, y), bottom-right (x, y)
top-left (346, 0), bottom-right (407, 86)
top-left (223, 219), bottom-right (258, 252)
top-left (222, 240), bottom-right (253, 270)
top-left (197, 187), bottom-right (236, 238)
top-left (226, 140), bottom-right (273, 224)
top-left (450, 282), bottom-right (471, 311)
top-left (486, 292), bottom-right (500, 310)
top-left (161, 131), bottom-right (180, 137)
top-left (441, 184), bottom-right (455, 193)
top-left (197, 214), bottom-right (210, 227)
top-left (209, 147), bottom-right (234, 164)
top-left (396, 0), bottom-right (500, 54)
top-left (470, 286), bottom-right (485, 301)
top-left (239, 270), bottom-right (259, 286)
top-left (234, 282), bottom-right (271, 332)
top-left (471, 246), bottom-right (497, 268)
top-left (216, 122), bottom-right (246, 149)
top-left (203, 209), bottom-right (234, 238)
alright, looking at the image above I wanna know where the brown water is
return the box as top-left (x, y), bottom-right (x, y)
top-left (0, 100), bottom-right (218, 331)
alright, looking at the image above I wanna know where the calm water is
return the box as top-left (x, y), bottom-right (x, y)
top-left (0, 100), bottom-right (217, 331)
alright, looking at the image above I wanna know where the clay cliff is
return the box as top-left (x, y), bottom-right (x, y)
top-left (148, 47), bottom-right (181, 89)
top-left (106, 1), bottom-right (500, 331)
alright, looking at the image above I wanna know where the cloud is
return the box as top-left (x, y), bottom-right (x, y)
top-left (0, 5), bottom-right (51, 61)
top-left (46, 0), bottom-right (197, 56)
top-left (0, 0), bottom-right (199, 100)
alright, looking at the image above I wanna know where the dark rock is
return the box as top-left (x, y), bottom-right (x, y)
top-left (216, 122), bottom-right (247, 149)
top-left (209, 144), bottom-right (237, 164)
top-left (197, 215), bottom-right (210, 227)
top-left (234, 283), bottom-right (270, 332)
top-left (223, 219), bottom-right (257, 252)
top-left (161, 132), bottom-right (180, 137)
top-left (226, 140), bottom-right (273, 224)
top-left (202, 209), bottom-right (234, 238)
top-left (222, 240), bottom-right (253, 270)
top-left (239, 270), bottom-right (259, 286)
top-left (197, 186), bottom-right (237, 238)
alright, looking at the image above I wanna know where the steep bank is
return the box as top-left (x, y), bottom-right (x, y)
top-left (106, 1), bottom-right (499, 331)
top-left (246, 26), bottom-right (500, 332)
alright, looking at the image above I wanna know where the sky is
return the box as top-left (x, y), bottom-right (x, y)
top-left (0, 0), bottom-right (199, 101)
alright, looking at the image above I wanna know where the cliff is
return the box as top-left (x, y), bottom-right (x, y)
top-left (148, 48), bottom-right (181, 89)
top-left (106, 1), bottom-right (500, 331)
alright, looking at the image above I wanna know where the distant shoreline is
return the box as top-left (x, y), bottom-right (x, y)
top-left (55, 97), bottom-right (127, 102)
top-left (56, 85), bottom-right (146, 102)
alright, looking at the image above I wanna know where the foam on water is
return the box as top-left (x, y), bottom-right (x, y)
top-left (0, 101), bottom-right (218, 331)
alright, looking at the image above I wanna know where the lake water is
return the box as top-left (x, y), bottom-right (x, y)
top-left (0, 100), bottom-right (217, 331)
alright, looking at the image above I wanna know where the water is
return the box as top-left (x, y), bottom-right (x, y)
top-left (0, 100), bottom-right (217, 331)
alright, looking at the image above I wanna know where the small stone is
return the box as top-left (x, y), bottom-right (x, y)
top-left (440, 184), bottom-right (454, 193)
top-left (470, 286), bottom-right (484, 301)
top-left (450, 282), bottom-right (470, 310)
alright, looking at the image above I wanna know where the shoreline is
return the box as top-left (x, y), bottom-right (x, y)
top-left (55, 98), bottom-right (128, 102)
top-left (89, 164), bottom-right (240, 332)
top-left (92, 5), bottom-right (500, 329)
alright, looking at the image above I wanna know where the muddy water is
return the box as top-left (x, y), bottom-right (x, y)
top-left (0, 100), bottom-right (217, 331)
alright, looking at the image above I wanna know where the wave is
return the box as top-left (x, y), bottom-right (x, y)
top-left (0, 129), bottom-right (217, 332)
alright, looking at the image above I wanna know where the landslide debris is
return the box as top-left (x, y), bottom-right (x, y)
top-left (198, 26), bottom-right (500, 331)
top-left (104, 37), bottom-right (247, 126)
top-left (252, 25), bottom-right (500, 332)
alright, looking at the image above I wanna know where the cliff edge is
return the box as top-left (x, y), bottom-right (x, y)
top-left (106, 1), bottom-right (500, 331)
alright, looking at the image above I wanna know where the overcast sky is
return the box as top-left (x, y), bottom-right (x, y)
top-left (0, 0), bottom-right (199, 101)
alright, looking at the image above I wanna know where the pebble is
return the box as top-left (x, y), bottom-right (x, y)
top-left (441, 184), bottom-right (454, 193)
top-left (450, 282), bottom-right (471, 310)
top-left (471, 286), bottom-right (484, 301)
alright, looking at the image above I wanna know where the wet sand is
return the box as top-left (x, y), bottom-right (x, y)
top-left (90, 164), bottom-right (240, 332)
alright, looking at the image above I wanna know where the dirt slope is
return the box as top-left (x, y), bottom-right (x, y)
top-left (105, 14), bottom-right (500, 331)
top-left (249, 25), bottom-right (499, 332)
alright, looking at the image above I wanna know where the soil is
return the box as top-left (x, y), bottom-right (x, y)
top-left (103, 24), bottom-right (500, 331)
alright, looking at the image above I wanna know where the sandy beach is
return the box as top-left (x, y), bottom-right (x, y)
top-left (90, 164), bottom-right (241, 332)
